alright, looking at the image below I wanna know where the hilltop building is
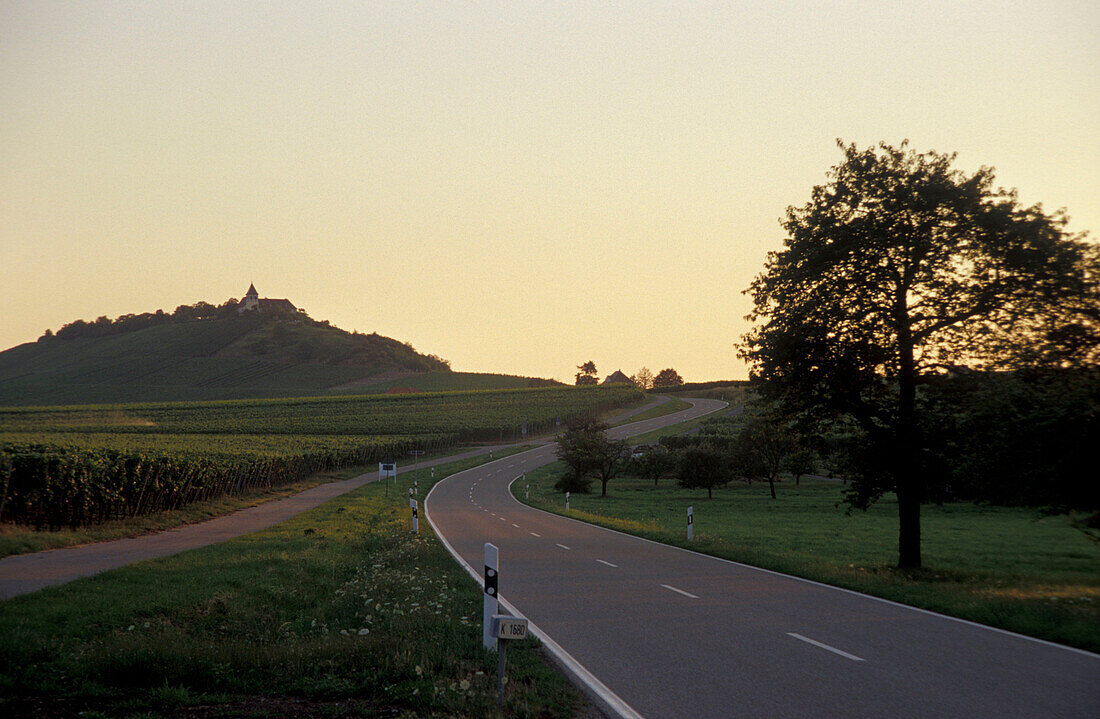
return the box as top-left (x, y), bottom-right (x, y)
top-left (237, 283), bottom-right (298, 314)
top-left (602, 370), bottom-right (634, 385)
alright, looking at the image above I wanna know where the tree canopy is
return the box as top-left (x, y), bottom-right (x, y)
top-left (554, 417), bottom-right (629, 496)
top-left (575, 361), bottom-right (598, 386)
top-left (652, 368), bottom-right (684, 388)
top-left (739, 140), bottom-right (1097, 568)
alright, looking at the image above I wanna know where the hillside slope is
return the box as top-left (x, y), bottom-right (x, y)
top-left (0, 309), bottom-right (455, 406)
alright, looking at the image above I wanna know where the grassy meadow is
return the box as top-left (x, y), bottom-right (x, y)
top-left (0, 451), bottom-right (586, 719)
top-left (517, 464), bottom-right (1100, 653)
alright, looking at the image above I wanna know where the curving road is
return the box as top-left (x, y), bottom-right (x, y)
top-left (425, 398), bottom-right (1099, 719)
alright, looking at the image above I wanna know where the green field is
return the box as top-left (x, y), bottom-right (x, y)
top-left (517, 465), bottom-right (1100, 652)
top-left (0, 452), bottom-right (585, 719)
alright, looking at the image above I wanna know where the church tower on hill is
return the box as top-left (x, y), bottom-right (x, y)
top-left (237, 283), bottom-right (298, 314)
top-left (240, 283), bottom-right (260, 312)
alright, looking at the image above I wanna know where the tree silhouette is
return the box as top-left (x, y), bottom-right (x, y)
top-left (739, 140), bottom-right (1096, 568)
top-left (575, 361), bottom-right (598, 386)
top-left (652, 368), bottom-right (684, 388)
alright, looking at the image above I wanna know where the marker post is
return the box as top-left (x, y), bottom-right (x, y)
top-left (411, 500), bottom-right (419, 534)
top-left (483, 543), bottom-right (499, 650)
top-left (565, 492), bottom-right (570, 510)
top-left (687, 505), bottom-right (694, 541)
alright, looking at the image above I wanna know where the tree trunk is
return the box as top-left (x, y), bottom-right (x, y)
top-left (768, 474), bottom-right (777, 500)
top-left (895, 298), bottom-right (922, 569)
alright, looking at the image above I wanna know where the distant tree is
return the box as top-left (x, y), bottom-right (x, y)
top-left (739, 140), bottom-right (1097, 568)
top-left (555, 417), bottom-right (629, 496)
top-left (652, 368), bottom-right (684, 388)
top-left (631, 367), bottom-right (655, 390)
top-left (784, 447), bottom-right (818, 486)
top-left (628, 445), bottom-right (675, 486)
top-left (575, 361), bottom-right (598, 386)
top-left (677, 446), bottom-right (729, 499)
top-left (730, 409), bottom-right (798, 499)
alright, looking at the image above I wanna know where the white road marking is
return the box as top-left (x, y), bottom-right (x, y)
top-left (661, 584), bottom-right (699, 599)
top-left (512, 523), bottom-right (520, 528)
top-left (787, 633), bottom-right (865, 662)
top-left (530, 532), bottom-right (541, 537)
top-left (596, 559), bottom-right (618, 568)
top-left (556, 543), bottom-right (571, 550)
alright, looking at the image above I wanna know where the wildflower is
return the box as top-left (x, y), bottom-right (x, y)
top-left (358, 628), bottom-right (369, 636)
top-left (459, 679), bottom-right (470, 690)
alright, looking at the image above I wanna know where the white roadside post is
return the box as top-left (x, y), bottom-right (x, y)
top-left (408, 487), bottom-right (414, 507)
top-left (414, 479), bottom-right (418, 496)
top-left (483, 543), bottom-right (499, 650)
top-left (687, 505), bottom-right (694, 541)
top-left (565, 491), bottom-right (570, 510)
top-left (411, 499), bottom-right (419, 534)
top-left (525, 484), bottom-right (529, 499)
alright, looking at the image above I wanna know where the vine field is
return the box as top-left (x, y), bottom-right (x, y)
top-left (0, 385), bottom-right (642, 529)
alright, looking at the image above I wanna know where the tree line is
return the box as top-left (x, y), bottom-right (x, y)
top-left (574, 361), bottom-right (684, 388)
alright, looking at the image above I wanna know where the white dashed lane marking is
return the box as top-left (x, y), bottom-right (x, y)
top-left (661, 584), bottom-right (699, 599)
top-left (596, 559), bottom-right (618, 568)
top-left (556, 543), bottom-right (571, 550)
top-left (787, 633), bottom-right (865, 662)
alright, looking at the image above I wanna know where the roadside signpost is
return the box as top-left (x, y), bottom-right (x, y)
top-left (379, 455), bottom-right (396, 496)
top-left (411, 499), bottom-right (418, 534)
top-left (492, 614), bottom-right (529, 706)
top-left (688, 505), bottom-right (694, 541)
top-left (565, 491), bottom-right (570, 510)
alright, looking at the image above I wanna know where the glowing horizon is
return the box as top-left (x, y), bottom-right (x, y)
top-left (2, 2), bottom-right (1097, 383)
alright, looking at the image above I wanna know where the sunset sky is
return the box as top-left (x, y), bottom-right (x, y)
top-left (2, 1), bottom-right (1097, 382)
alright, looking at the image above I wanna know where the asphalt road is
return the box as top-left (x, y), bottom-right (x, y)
top-left (425, 398), bottom-right (1100, 719)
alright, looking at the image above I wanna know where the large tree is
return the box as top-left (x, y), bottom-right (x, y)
top-left (739, 140), bottom-right (1096, 569)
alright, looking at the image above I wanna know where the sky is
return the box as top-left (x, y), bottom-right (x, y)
top-left (2, 1), bottom-right (1097, 383)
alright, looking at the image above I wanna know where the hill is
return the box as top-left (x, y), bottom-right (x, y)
top-left (0, 300), bottom-right (557, 406)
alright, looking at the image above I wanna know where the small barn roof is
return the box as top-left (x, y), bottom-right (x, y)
top-left (602, 370), bottom-right (633, 385)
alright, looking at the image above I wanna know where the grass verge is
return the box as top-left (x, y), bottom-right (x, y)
top-left (517, 464), bottom-right (1100, 654)
top-left (0, 449), bottom-right (585, 718)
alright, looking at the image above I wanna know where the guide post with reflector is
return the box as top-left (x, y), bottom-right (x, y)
top-left (687, 505), bottom-right (694, 541)
top-left (411, 500), bottom-right (418, 534)
top-left (483, 543), bottom-right (499, 650)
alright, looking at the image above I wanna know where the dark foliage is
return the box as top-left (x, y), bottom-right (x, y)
top-left (676, 446), bottom-right (729, 499)
top-left (739, 140), bottom-right (1097, 567)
